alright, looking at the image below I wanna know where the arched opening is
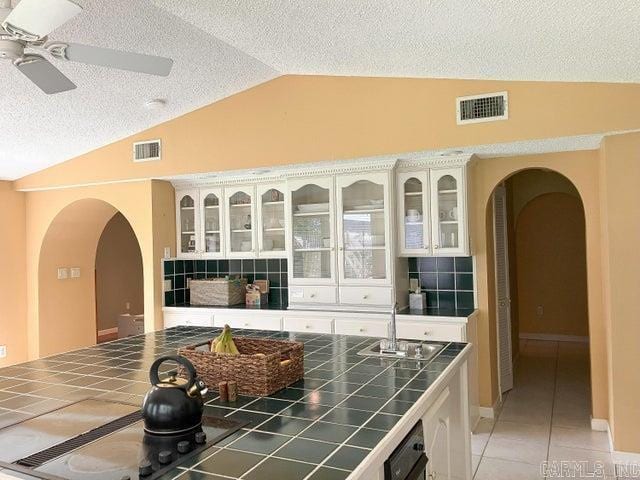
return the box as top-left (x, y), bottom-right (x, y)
top-left (38, 199), bottom-right (144, 356)
top-left (479, 167), bottom-right (592, 462)
top-left (95, 212), bottom-right (144, 343)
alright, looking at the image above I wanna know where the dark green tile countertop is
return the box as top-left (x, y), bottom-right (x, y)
top-left (0, 327), bottom-right (467, 480)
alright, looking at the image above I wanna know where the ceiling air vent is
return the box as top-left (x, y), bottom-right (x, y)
top-left (456, 91), bottom-right (508, 125)
top-left (133, 139), bottom-right (161, 162)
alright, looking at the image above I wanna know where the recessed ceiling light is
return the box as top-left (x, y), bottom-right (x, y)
top-left (145, 99), bottom-right (166, 110)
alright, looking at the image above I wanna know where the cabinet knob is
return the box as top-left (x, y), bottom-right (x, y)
top-left (339, 246), bottom-right (343, 251)
top-left (359, 328), bottom-right (366, 332)
top-left (244, 323), bottom-right (250, 327)
top-left (424, 331), bottom-right (431, 336)
top-left (305, 325), bottom-right (311, 329)
top-left (310, 294), bottom-right (316, 298)
top-left (363, 295), bottom-right (369, 299)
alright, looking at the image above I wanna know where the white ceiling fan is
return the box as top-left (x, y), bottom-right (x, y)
top-left (0, 0), bottom-right (173, 94)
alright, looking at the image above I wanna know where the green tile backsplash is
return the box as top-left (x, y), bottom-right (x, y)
top-left (164, 258), bottom-right (288, 308)
top-left (407, 257), bottom-right (475, 310)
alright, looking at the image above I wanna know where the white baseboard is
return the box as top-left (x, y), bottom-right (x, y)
top-left (591, 418), bottom-right (609, 432)
top-left (478, 397), bottom-right (503, 419)
top-left (593, 418), bottom-right (640, 463)
top-left (519, 333), bottom-right (589, 343)
top-left (97, 327), bottom-right (118, 336)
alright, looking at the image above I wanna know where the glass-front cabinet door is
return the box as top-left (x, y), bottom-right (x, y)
top-left (288, 177), bottom-right (335, 284)
top-left (200, 188), bottom-right (224, 258)
top-left (336, 173), bottom-right (391, 285)
top-left (397, 171), bottom-right (430, 256)
top-left (257, 184), bottom-right (287, 258)
top-left (176, 190), bottom-right (200, 258)
top-left (224, 186), bottom-right (256, 258)
top-left (430, 167), bottom-right (467, 255)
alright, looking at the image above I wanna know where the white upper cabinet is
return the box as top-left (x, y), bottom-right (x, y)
top-left (397, 171), bottom-right (431, 256)
top-left (224, 186), bottom-right (256, 258)
top-left (336, 172), bottom-right (392, 285)
top-left (430, 167), bottom-right (468, 255)
top-left (287, 176), bottom-right (336, 285)
top-left (257, 184), bottom-right (288, 258)
top-left (176, 190), bottom-right (201, 258)
top-left (200, 188), bottom-right (224, 258)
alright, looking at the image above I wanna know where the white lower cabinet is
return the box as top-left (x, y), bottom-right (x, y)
top-left (164, 310), bottom-right (214, 328)
top-left (423, 387), bottom-right (452, 480)
top-left (214, 313), bottom-right (282, 331)
top-left (334, 318), bottom-right (389, 337)
top-left (283, 316), bottom-right (334, 334)
top-left (396, 321), bottom-right (465, 342)
top-left (338, 286), bottom-right (393, 307)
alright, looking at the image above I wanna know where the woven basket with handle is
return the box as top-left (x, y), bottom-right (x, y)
top-left (178, 337), bottom-right (304, 396)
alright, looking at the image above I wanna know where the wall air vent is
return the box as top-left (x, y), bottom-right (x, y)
top-left (456, 91), bottom-right (508, 125)
top-left (133, 139), bottom-right (161, 162)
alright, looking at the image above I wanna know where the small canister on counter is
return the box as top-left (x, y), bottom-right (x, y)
top-left (227, 381), bottom-right (238, 402)
top-left (218, 382), bottom-right (229, 402)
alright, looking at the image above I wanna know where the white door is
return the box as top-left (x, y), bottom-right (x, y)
top-left (200, 188), bottom-right (224, 258)
top-left (224, 186), bottom-right (257, 258)
top-left (257, 183), bottom-right (287, 258)
top-left (493, 183), bottom-right (514, 394)
top-left (176, 189), bottom-right (200, 258)
top-left (287, 176), bottom-right (336, 285)
top-left (397, 171), bottom-right (431, 256)
top-left (430, 167), bottom-right (468, 256)
top-left (336, 172), bottom-right (391, 285)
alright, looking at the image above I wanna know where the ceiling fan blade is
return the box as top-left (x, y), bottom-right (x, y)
top-left (62, 43), bottom-right (173, 77)
top-left (15, 55), bottom-right (76, 94)
top-left (2, 0), bottom-right (81, 40)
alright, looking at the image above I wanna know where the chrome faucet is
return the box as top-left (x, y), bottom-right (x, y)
top-left (381, 303), bottom-right (399, 354)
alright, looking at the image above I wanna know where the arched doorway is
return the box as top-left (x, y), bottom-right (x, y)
top-left (95, 212), bottom-right (144, 343)
top-left (38, 199), bottom-right (144, 356)
top-left (474, 168), bottom-right (593, 474)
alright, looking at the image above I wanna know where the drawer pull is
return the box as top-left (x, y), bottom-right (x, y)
top-left (310, 294), bottom-right (316, 298)
top-left (424, 331), bottom-right (431, 336)
top-left (359, 328), bottom-right (366, 332)
top-left (305, 325), bottom-right (311, 329)
top-left (363, 295), bottom-right (369, 299)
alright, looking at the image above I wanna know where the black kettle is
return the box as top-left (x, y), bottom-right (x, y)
top-left (141, 356), bottom-right (208, 435)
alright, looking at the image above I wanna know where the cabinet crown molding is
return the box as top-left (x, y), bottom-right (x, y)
top-left (170, 155), bottom-right (473, 189)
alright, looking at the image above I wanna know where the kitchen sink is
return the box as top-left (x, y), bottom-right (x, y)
top-left (357, 340), bottom-right (446, 361)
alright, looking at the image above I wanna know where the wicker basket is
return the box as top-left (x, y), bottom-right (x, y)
top-left (190, 278), bottom-right (247, 306)
top-left (178, 337), bottom-right (304, 396)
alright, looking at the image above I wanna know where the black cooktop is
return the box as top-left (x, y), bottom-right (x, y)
top-left (0, 399), bottom-right (244, 480)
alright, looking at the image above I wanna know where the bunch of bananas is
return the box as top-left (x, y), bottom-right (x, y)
top-left (211, 325), bottom-right (240, 355)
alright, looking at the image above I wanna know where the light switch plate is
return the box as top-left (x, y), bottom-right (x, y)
top-left (70, 267), bottom-right (81, 278)
top-left (57, 268), bottom-right (68, 280)
top-left (0, 345), bottom-right (6, 359)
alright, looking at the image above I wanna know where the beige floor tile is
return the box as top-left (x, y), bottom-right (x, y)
top-left (474, 457), bottom-right (544, 480)
top-left (550, 426), bottom-right (611, 452)
top-left (471, 418), bottom-right (494, 455)
top-left (498, 401), bottom-right (553, 426)
top-left (484, 434), bottom-right (549, 465)
top-left (492, 420), bottom-right (550, 444)
top-left (548, 444), bottom-right (616, 478)
top-left (472, 454), bottom-right (481, 475)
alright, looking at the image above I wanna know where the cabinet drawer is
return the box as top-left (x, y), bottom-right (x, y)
top-left (284, 316), bottom-right (334, 334)
top-left (339, 286), bottom-right (393, 306)
top-left (214, 314), bottom-right (282, 331)
top-left (288, 286), bottom-right (337, 304)
top-left (396, 322), bottom-right (465, 342)
top-left (335, 319), bottom-right (389, 337)
top-left (164, 311), bottom-right (214, 328)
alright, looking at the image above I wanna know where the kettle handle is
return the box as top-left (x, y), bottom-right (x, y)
top-left (149, 355), bottom-right (197, 391)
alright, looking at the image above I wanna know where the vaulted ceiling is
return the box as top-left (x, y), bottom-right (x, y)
top-left (2, 0), bottom-right (639, 180)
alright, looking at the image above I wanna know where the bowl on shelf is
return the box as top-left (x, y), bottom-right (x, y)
top-left (297, 203), bottom-right (329, 213)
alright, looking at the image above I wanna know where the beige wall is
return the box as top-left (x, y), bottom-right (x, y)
top-left (515, 192), bottom-right (588, 337)
top-left (0, 182), bottom-right (27, 367)
top-left (509, 169), bottom-right (580, 219)
top-left (15, 75), bottom-right (640, 191)
top-left (95, 213), bottom-right (144, 332)
top-left (25, 180), bottom-right (175, 360)
top-left (598, 132), bottom-right (640, 453)
top-left (38, 200), bottom-right (117, 356)
top-left (471, 151), bottom-right (606, 424)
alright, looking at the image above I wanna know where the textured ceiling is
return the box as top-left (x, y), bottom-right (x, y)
top-left (153, 0), bottom-right (640, 81)
top-left (0, 0), bottom-right (278, 180)
top-left (3, 0), bottom-right (640, 180)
